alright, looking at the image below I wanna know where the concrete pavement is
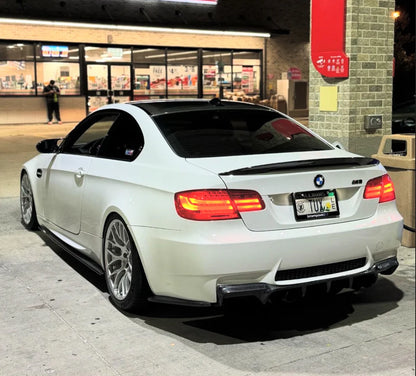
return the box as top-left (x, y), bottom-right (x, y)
top-left (0, 196), bottom-right (414, 375)
top-left (0, 122), bottom-right (415, 375)
top-left (0, 122), bottom-right (76, 198)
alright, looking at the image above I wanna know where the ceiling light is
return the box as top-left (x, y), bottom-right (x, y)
top-left (132, 49), bottom-right (158, 54)
top-left (0, 18), bottom-right (270, 38)
top-left (148, 50), bottom-right (197, 59)
top-left (162, 0), bottom-right (217, 4)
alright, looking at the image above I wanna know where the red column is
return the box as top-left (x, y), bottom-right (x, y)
top-left (311, 0), bottom-right (350, 78)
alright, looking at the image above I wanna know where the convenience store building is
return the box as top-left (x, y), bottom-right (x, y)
top-left (0, 0), bottom-right (396, 154)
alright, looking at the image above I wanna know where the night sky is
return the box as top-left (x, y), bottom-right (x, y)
top-left (393, 0), bottom-right (415, 105)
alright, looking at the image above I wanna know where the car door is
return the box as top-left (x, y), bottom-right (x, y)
top-left (79, 111), bottom-right (145, 238)
top-left (43, 112), bottom-right (119, 234)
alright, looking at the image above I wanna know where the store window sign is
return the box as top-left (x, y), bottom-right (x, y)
top-left (242, 66), bottom-right (254, 93)
top-left (168, 65), bottom-right (198, 88)
top-left (150, 66), bottom-right (166, 90)
top-left (107, 48), bottom-right (123, 58)
top-left (288, 67), bottom-right (301, 80)
top-left (42, 45), bottom-right (69, 58)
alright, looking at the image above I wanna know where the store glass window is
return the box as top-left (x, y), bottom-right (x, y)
top-left (0, 43), bottom-right (34, 60)
top-left (202, 50), bottom-right (232, 98)
top-left (0, 43), bottom-right (35, 95)
top-left (133, 48), bottom-right (166, 98)
top-left (133, 48), bottom-right (166, 64)
top-left (87, 65), bottom-right (108, 91)
top-left (233, 51), bottom-right (261, 95)
top-left (167, 49), bottom-right (198, 97)
top-left (111, 65), bottom-right (131, 91)
top-left (35, 44), bottom-right (80, 95)
top-left (36, 62), bottom-right (80, 95)
top-left (0, 61), bottom-right (35, 95)
top-left (85, 47), bottom-right (131, 63)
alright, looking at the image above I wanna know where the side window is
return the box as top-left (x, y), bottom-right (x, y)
top-left (97, 112), bottom-right (144, 161)
top-left (62, 113), bottom-right (118, 155)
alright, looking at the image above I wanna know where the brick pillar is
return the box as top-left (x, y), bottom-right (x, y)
top-left (308, 0), bottom-right (395, 156)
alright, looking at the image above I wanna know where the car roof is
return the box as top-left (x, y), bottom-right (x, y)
top-left (127, 98), bottom-right (275, 116)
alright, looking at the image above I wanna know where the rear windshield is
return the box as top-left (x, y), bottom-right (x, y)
top-left (153, 109), bottom-right (331, 158)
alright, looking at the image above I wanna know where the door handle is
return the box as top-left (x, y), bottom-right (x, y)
top-left (75, 168), bottom-right (85, 179)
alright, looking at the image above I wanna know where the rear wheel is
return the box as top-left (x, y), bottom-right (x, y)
top-left (103, 215), bottom-right (149, 312)
top-left (20, 172), bottom-right (38, 230)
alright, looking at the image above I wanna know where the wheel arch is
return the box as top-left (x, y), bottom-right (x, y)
top-left (20, 167), bottom-right (33, 185)
top-left (101, 208), bottom-right (131, 240)
top-left (20, 166), bottom-right (41, 215)
top-left (20, 168), bottom-right (39, 230)
top-left (102, 210), bottom-right (152, 311)
top-left (101, 209), bottom-right (152, 294)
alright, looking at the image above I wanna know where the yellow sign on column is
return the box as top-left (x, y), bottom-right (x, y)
top-left (319, 86), bottom-right (338, 111)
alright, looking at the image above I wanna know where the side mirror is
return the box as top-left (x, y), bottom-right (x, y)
top-left (36, 138), bottom-right (63, 153)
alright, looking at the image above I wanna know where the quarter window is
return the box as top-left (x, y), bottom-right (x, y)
top-left (98, 113), bottom-right (144, 161)
top-left (63, 111), bottom-right (144, 161)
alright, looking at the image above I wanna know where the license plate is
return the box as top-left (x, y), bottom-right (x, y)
top-left (293, 190), bottom-right (339, 220)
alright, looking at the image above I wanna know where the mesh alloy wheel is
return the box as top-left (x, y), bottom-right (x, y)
top-left (103, 215), bottom-right (149, 311)
top-left (20, 172), bottom-right (38, 230)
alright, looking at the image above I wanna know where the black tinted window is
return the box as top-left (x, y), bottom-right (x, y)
top-left (98, 113), bottom-right (144, 161)
top-left (63, 113), bottom-right (118, 155)
top-left (61, 111), bottom-right (144, 161)
top-left (154, 109), bottom-right (331, 158)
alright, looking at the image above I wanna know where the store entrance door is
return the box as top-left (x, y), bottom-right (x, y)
top-left (86, 64), bottom-right (132, 113)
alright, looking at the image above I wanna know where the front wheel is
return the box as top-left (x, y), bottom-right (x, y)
top-left (103, 215), bottom-right (149, 312)
top-left (20, 172), bottom-right (38, 230)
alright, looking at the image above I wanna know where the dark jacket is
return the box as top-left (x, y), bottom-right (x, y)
top-left (43, 84), bottom-right (60, 103)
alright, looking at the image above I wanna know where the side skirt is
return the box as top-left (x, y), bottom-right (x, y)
top-left (40, 225), bottom-right (104, 276)
top-left (148, 295), bottom-right (212, 307)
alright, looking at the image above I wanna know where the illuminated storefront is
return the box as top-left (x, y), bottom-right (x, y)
top-left (0, 41), bottom-right (262, 113)
top-left (0, 43), bottom-right (80, 96)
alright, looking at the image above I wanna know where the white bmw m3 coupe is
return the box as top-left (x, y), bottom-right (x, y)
top-left (20, 99), bottom-right (403, 311)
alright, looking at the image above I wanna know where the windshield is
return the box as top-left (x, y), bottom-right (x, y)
top-left (153, 109), bottom-right (332, 158)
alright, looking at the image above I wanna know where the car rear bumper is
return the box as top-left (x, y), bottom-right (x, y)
top-left (216, 256), bottom-right (399, 305)
top-left (130, 207), bottom-right (403, 305)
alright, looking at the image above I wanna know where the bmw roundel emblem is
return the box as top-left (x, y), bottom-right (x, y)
top-left (314, 174), bottom-right (325, 188)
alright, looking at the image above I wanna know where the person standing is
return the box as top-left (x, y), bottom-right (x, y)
top-left (43, 80), bottom-right (62, 124)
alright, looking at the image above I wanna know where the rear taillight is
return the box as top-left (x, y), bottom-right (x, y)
top-left (175, 189), bottom-right (265, 221)
top-left (364, 174), bottom-right (396, 203)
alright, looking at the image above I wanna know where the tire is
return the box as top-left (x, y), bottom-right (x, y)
top-left (103, 214), bottom-right (149, 312)
top-left (20, 172), bottom-right (39, 230)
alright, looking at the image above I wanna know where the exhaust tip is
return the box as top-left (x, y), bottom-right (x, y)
top-left (375, 257), bottom-right (399, 275)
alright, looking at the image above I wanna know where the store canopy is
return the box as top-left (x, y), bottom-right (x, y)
top-left (1, 0), bottom-right (290, 35)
